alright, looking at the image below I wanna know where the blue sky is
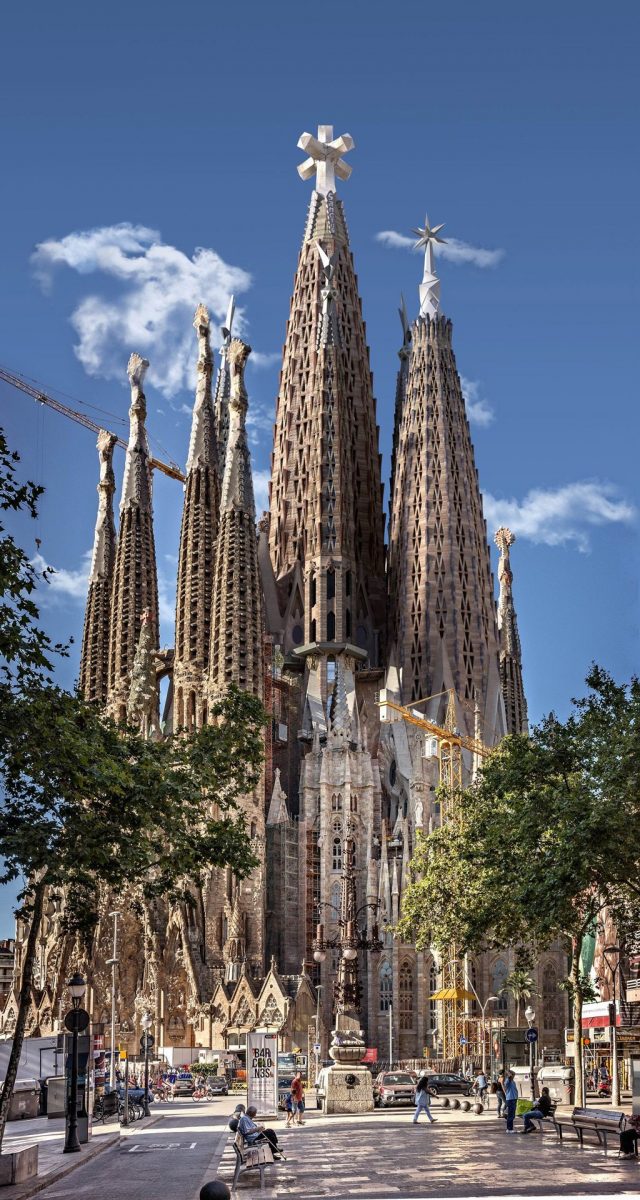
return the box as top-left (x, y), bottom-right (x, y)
top-left (1, 1), bottom-right (638, 933)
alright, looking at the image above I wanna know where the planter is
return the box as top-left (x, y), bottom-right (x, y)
top-left (0, 1145), bottom-right (39, 1186)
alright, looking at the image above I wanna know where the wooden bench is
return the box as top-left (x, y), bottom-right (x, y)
top-left (232, 1132), bottom-right (278, 1189)
top-left (553, 1106), bottom-right (626, 1153)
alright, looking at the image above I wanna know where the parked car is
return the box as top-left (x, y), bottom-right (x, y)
top-left (373, 1071), bottom-right (416, 1107)
top-left (424, 1073), bottom-right (473, 1098)
top-left (207, 1075), bottom-right (229, 1096)
top-left (172, 1072), bottom-right (195, 1097)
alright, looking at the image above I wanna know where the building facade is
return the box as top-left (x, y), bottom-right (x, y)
top-left (7, 126), bottom-right (567, 1063)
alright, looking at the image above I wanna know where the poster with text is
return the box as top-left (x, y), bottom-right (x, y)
top-left (247, 1032), bottom-right (278, 1116)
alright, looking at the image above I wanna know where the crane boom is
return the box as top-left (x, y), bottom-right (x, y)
top-left (380, 697), bottom-right (492, 758)
top-left (0, 365), bottom-right (186, 483)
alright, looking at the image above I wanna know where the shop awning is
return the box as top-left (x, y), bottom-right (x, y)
top-left (429, 987), bottom-right (476, 1001)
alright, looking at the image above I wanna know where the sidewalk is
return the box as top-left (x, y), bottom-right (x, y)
top-left (213, 1105), bottom-right (640, 1198)
top-left (0, 1110), bottom-right (158, 1199)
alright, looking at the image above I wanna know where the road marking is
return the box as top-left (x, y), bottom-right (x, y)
top-left (127, 1141), bottom-right (198, 1152)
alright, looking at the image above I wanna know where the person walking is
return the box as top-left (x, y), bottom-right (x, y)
top-left (493, 1072), bottom-right (506, 1118)
top-left (284, 1086), bottom-right (295, 1127)
top-left (504, 1071), bottom-right (518, 1133)
top-left (291, 1071), bottom-right (305, 1125)
top-left (412, 1073), bottom-right (436, 1124)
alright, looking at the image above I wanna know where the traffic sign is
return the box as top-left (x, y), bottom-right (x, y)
top-left (64, 1008), bottom-right (90, 1033)
top-left (525, 1027), bottom-right (538, 1044)
top-left (459, 1036), bottom-right (468, 1045)
top-left (312, 1043), bottom-right (321, 1053)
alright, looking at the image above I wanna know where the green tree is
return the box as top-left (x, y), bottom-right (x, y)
top-left (0, 431), bottom-right (265, 1150)
top-left (501, 968), bottom-right (534, 1026)
top-left (398, 668), bottom-right (640, 1106)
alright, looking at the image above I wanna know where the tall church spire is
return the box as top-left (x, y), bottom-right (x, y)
top-left (79, 430), bottom-right (117, 703)
top-left (388, 212), bottom-right (504, 740)
top-left (214, 295), bottom-right (236, 469)
top-left (174, 305), bottom-right (220, 731)
top-left (208, 338), bottom-right (263, 698)
top-left (495, 527), bottom-right (528, 734)
top-left (269, 125), bottom-right (385, 689)
top-left (107, 353), bottom-right (159, 720)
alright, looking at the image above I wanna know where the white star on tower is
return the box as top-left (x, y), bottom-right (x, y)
top-left (413, 214), bottom-right (447, 319)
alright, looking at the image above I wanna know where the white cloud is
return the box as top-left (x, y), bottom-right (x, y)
top-left (32, 223), bottom-right (253, 400)
top-left (252, 468), bottom-right (271, 515)
top-left (483, 482), bottom-right (636, 552)
top-left (460, 376), bottom-right (495, 427)
top-left (31, 550), bottom-right (91, 602)
top-left (375, 230), bottom-right (504, 268)
top-left (250, 351), bottom-right (281, 370)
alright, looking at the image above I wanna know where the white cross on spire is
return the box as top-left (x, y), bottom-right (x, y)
top-left (297, 125), bottom-right (355, 196)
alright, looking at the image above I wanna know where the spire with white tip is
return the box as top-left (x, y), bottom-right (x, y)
top-left (413, 215), bottom-right (447, 319)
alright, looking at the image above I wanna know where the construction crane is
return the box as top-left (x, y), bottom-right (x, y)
top-left (380, 689), bottom-right (497, 1063)
top-left (0, 365), bottom-right (186, 483)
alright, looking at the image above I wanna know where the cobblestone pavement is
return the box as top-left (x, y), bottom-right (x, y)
top-left (29, 1098), bottom-right (228, 1200)
top-left (215, 1105), bottom-right (640, 1199)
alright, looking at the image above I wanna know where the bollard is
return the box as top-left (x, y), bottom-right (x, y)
top-left (200, 1184), bottom-right (231, 1200)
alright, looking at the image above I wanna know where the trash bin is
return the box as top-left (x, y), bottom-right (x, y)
top-left (538, 1064), bottom-right (574, 1106)
top-left (3, 1079), bottom-right (40, 1121)
top-left (512, 1065), bottom-right (536, 1101)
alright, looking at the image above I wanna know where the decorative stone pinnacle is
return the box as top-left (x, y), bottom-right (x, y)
top-left (494, 526), bottom-right (516, 555)
top-left (297, 125), bottom-right (355, 196)
top-left (127, 352), bottom-right (149, 390)
top-left (413, 214), bottom-right (446, 319)
top-left (228, 338), bottom-right (251, 407)
top-left (193, 303), bottom-right (210, 333)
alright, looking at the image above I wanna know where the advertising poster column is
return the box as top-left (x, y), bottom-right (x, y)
top-left (247, 1032), bottom-right (278, 1117)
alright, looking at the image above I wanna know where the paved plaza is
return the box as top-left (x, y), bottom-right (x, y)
top-left (1, 1096), bottom-right (639, 1199)
top-left (216, 1103), bottom-right (639, 1200)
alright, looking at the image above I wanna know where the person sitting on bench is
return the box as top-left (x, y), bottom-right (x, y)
top-left (521, 1087), bottom-right (553, 1133)
top-left (237, 1105), bottom-right (281, 1158)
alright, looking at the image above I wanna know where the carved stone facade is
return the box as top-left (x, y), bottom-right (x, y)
top-left (10, 127), bottom-right (560, 1061)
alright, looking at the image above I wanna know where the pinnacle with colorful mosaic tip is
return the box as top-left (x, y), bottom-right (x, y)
top-left (494, 527), bottom-right (528, 735)
top-left (413, 215), bottom-right (446, 319)
top-left (297, 125), bottom-right (354, 195)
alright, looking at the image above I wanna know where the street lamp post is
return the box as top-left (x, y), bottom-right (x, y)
top-left (524, 1004), bottom-right (536, 1101)
top-left (63, 972), bottom-right (87, 1154)
top-left (314, 984), bottom-right (323, 1085)
top-left (141, 1011), bottom-right (152, 1117)
top-left (106, 910), bottom-right (121, 1089)
top-left (603, 944), bottom-right (621, 1106)
top-left (447, 957), bottom-right (498, 1076)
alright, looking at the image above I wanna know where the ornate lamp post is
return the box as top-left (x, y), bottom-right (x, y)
top-left (63, 972), bottom-right (88, 1154)
top-left (312, 821), bottom-right (382, 1054)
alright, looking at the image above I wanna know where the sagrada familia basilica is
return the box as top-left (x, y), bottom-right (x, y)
top-left (4, 127), bottom-right (567, 1063)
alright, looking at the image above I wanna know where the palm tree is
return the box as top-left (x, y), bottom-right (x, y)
top-left (502, 969), bottom-right (535, 1025)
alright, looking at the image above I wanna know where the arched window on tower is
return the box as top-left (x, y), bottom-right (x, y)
top-left (327, 569), bottom-right (336, 601)
top-left (379, 961), bottom-right (392, 1012)
top-left (310, 574), bottom-right (317, 607)
top-left (331, 793), bottom-right (343, 812)
top-left (327, 611), bottom-right (336, 640)
top-left (399, 961), bottom-right (414, 1031)
top-left (332, 837), bottom-right (342, 872)
top-left (491, 958), bottom-right (509, 1013)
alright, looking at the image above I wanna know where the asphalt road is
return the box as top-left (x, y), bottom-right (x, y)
top-left (35, 1097), bottom-right (230, 1200)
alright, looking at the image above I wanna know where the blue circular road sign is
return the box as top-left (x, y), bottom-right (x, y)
top-left (525, 1027), bottom-right (538, 1043)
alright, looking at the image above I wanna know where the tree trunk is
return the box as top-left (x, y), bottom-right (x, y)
top-left (571, 936), bottom-right (584, 1108)
top-left (0, 876), bottom-right (47, 1153)
top-left (516, 997), bottom-right (521, 1026)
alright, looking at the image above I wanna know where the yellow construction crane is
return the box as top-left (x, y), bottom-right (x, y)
top-left (0, 365), bottom-right (186, 483)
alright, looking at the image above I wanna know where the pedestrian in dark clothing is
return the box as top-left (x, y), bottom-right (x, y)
top-left (521, 1087), bottom-right (553, 1133)
top-left (494, 1073), bottom-right (506, 1117)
